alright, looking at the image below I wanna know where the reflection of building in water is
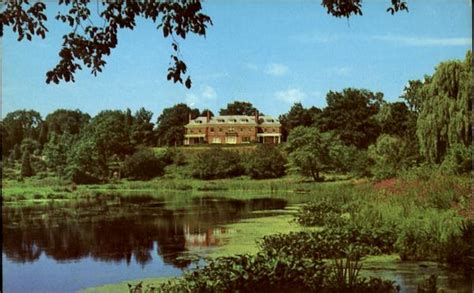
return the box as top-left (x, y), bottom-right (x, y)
top-left (183, 224), bottom-right (227, 248)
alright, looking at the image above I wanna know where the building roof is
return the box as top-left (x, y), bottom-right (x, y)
top-left (186, 115), bottom-right (280, 126)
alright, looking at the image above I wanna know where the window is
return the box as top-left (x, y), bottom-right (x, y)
top-left (242, 136), bottom-right (250, 143)
top-left (210, 127), bottom-right (214, 132)
top-left (218, 119), bottom-right (225, 123)
top-left (219, 128), bottom-right (223, 132)
top-left (241, 119), bottom-right (248, 122)
top-left (212, 137), bottom-right (221, 144)
top-left (226, 136), bottom-right (237, 144)
top-left (241, 128), bottom-right (244, 132)
top-left (228, 127), bottom-right (235, 132)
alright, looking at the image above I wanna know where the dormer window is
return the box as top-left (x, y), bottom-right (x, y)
top-left (217, 119), bottom-right (225, 123)
top-left (241, 119), bottom-right (248, 122)
top-left (267, 119), bottom-right (274, 123)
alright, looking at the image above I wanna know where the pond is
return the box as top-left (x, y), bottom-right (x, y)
top-left (2, 195), bottom-right (287, 292)
top-left (3, 194), bottom-right (472, 293)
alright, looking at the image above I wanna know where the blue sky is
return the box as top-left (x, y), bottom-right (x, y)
top-left (2, 0), bottom-right (472, 119)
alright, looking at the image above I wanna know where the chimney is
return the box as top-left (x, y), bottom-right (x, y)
top-left (206, 111), bottom-right (210, 123)
top-left (188, 113), bottom-right (192, 123)
top-left (254, 110), bottom-right (259, 123)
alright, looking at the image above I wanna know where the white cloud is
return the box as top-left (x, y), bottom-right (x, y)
top-left (311, 91), bottom-right (322, 98)
top-left (292, 33), bottom-right (339, 44)
top-left (200, 72), bottom-right (229, 80)
top-left (372, 35), bottom-right (472, 47)
top-left (202, 85), bottom-right (217, 99)
top-left (275, 88), bottom-right (307, 103)
top-left (328, 66), bottom-right (352, 76)
top-left (185, 85), bottom-right (217, 107)
top-left (244, 63), bottom-right (259, 71)
top-left (264, 63), bottom-right (289, 76)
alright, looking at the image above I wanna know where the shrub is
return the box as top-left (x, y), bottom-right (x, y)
top-left (159, 253), bottom-right (326, 292)
top-left (349, 149), bottom-right (373, 177)
top-left (33, 194), bottom-right (44, 199)
top-left (31, 157), bottom-right (47, 173)
top-left (398, 163), bottom-right (437, 181)
top-left (246, 144), bottom-right (286, 179)
top-left (122, 149), bottom-right (165, 180)
top-left (445, 220), bottom-right (474, 267)
top-left (395, 209), bottom-right (465, 261)
top-left (67, 167), bottom-right (102, 184)
top-left (191, 147), bottom-right (244, 179)
top-left (157, 147), bottom-right (176, 165)
top-left (260, 225), bottom-right (395, 261)
top-left (21, 151), bottom-right (35, 177)
top-left (173, 149), bottom-right (187, 166)
top-left (295, 200), bottom-right (347, 227)
top-left (440, 143), bottom-right (473, 175)
top-left (157, 252), bottom-right (397, 293)
top-left (368, 134), bottom-right (404, 180)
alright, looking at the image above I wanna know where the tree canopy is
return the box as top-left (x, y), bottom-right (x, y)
top-left (416, 51), bottom-right (472, 163)
top-left (219, 101), bottom-right (259, 116)
top-left (156, 103), bottom-right (199, 146)
top-left (45, 109), bottom-right (90, 136)
top-left (320, 88), bottom-right (383, 149)
top-left (279, 103), bottom-right (321, 140)
top-left (286, 126), bottom-right (331, 181)
top-left (2, 110), bottom-right (43, 154)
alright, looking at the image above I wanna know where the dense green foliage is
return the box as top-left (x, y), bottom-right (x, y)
top-left (1, 110), bottom-right (42, 156)
top-left (156, 104), bottom-right (199, 146)
top-left (286, 127), bottom-right (348, 181)
top-left (45, 109), bottom-right (90, 136)
top-left (122, 149), bottom-right (165, 180)
top-left (320, 88), bottom-right (383, 149)
top-left (440, 143), bottom-right (473, 175)
top-left (1, 52), bottom-right (471, 184)
top-left (290, 174), bottom-right (473, 266)
top-left (191, 147), bottom-right (245, 179)
top-left (43, 133), bottom-right (76, 176)
top-left (286, 127), bottom-right (328, 181)
top-left (20, 150), bottom-right (34, 177)
top-left (417, 51), bottom-right (472, 163)
top-left (279, 102), bottom-right (321, 140)
top-left (246, 144), bottom-right (286, 179)
top-left (219, 101), bottom-right (260, 116)
top-left (368, 134), bottom-right (408, 180)
top-left (65, 137), bottom-right (103, 184)
top-left (130, 108), bottom-right (156, 147)
top-left (295, 199), bottom-right (346, 227)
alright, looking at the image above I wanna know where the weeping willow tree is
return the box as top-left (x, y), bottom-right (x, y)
top-left (417, 51), bottom-right (472, 163)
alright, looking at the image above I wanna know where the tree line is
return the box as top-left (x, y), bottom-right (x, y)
top-left (1, 51), bottom-right (471, 182)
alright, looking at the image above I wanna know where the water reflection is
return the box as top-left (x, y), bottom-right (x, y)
top-left (3, 195), bottom-right (287, 268)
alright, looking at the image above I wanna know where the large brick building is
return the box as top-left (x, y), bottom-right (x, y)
top-left (184, 112), bottom-right (282, 145)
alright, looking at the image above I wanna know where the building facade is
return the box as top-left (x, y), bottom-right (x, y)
top-left (184, 112), bottom-right (282, 145)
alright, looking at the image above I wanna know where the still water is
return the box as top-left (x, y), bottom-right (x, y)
top-left (3, 195), bottom-right (287, 292)
top-left (2, 194), bottom-right (472, 292)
